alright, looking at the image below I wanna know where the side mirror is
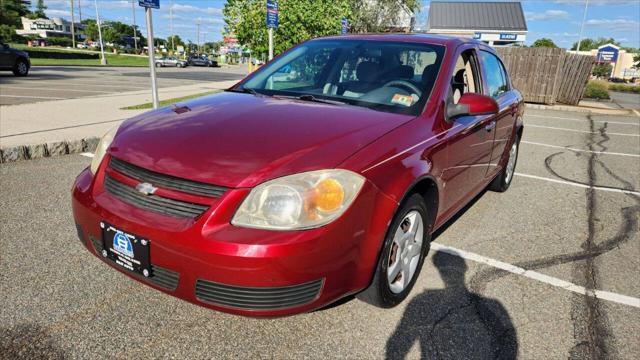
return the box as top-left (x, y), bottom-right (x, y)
top-left (446, 93), bottom-right (499, 120)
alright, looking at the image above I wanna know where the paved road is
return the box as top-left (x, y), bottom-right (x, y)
top-left (609, 91), bottom-right (640, 110)
top-left (0, 66), bottom-right (247, 106)
top-left (1, 108), bottom-right (639, 358)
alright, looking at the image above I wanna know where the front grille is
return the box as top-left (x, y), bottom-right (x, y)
top-left (195, 279), bottom-right (323, 310)
top-left (88, 234), bottom-right (180, 291)
top-left (104, 175), bottom-right (209, 218)
top-left (109, 157), bottom-right (227, 197)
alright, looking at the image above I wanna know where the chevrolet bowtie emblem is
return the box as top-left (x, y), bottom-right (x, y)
top-left (135, 182), bottom-right (157, 195)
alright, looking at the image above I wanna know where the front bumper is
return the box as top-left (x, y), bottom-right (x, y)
top-left (72, 166), bottom-right (397, 317)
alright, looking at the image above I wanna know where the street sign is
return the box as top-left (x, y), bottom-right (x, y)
top-left (266, 0), bottom-right (278, 28)
top-left (596, 44), bottom-right (619, 63)
top-left (341, 18), bottom-right (348, 34)
top-left (499, 33), bottom-right (517, 40)
top-left (139, 0), bottom-right (159, 9)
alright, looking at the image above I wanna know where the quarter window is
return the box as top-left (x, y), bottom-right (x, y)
top-left (480, 51), bottom-right (509, 98)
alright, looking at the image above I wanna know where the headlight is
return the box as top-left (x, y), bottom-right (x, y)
top-left (231, 170), bottom-right (365, 230)
top-left (90, 125), bottom-right (119, 174)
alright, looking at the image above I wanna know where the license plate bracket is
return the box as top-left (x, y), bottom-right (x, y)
top-left (101, 222), bottom-right (151, 277)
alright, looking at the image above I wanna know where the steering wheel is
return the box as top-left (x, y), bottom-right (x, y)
top-left (381, 80), bottom-right (422, 97)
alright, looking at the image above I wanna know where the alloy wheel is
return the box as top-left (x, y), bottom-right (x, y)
top-left (505, 141), bottom-right (517, 184)
top-left (387, 210), bottom-right (424, 294)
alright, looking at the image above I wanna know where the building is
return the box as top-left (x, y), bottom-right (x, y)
top-left (15, 17), bottom-right (85, 39)
top-left (426, 1), bottom-right (527, 46)
top-left (571, 44), bottom-right (639, 79)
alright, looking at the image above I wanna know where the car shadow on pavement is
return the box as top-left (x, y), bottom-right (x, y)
top-left (0, 323), bottom-right (67, 359)
top-left (385, 251), bottom-right (518, 360)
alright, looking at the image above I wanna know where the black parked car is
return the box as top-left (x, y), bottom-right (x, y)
top-left (0, 43), bottom-right (30, 76)
top-left (188, 55), bottom-right (218, 67)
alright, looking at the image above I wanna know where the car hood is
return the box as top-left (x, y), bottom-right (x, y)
top-left (109, 92), bottom-right (415, 188)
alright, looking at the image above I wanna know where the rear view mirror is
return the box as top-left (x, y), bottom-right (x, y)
top-left (447, 93), bottom-right (499, 120)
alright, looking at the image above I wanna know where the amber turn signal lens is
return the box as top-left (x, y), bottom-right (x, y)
top-left (314, 178), bottom-right (345, 213)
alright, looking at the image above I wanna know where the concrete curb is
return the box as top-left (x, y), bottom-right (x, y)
top-left (1, 137), bottom-right (99, 164)
top-left (524, 103), bottom-right (633, 115)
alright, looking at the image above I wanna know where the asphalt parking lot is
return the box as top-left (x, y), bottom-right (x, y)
top-left (0, 66), bottom-right (246, 106)
top-left (1, 108), bottom-right (638, 359)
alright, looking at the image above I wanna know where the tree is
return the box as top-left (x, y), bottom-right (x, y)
top-left (349, 0), bottom-right (421, 33)
top-left (531, 38), bottom-right (557, 48)
top-left (571, 37), bottom-right (620, 51)
top-left (633, 54), bottom-right (640, 70)
top-left (33, 0), bottom-right (47, 19)
top-left (592, 63), bottom-right (612, 78)
top-left (1, 0), bottom-right (32, 27)
top-left (224, 0), bottom-right (352, 57)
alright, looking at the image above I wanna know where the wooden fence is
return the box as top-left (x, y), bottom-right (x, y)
top-left (496, 47), bottom-right (595, 105)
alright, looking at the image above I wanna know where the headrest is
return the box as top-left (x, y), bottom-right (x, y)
top-left (356, 62), bottom-right (380, 82)
top-left (421, 64), bottom-right (436, 83)
top-left (389, 65), bottom-right (414, 79)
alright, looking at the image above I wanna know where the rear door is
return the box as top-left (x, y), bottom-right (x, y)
top-left (0, 44), bottom-right (14, 68)
top-left (478, 50), bottom-right (518, 179)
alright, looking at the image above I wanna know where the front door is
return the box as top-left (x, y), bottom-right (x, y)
top-left (0, 44), bottom-right (14, 68)
top-left (442, 47), bottom-right (496, 211)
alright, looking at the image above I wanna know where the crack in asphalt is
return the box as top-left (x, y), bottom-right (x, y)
top-left (468, 115), bottom-right (639, 359)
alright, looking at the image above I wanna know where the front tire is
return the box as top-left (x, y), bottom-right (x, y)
top-left (489, 135), bottom-right (519, 192)
top-left (155, 63), bottom-right (162, 68)
top-left (357, 193), bottom-right (430, 308)
top-left (13, 59), bottom-right (29, 76)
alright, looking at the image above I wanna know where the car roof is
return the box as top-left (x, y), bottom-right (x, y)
top-left (313, 33), bottom-right (484, 48)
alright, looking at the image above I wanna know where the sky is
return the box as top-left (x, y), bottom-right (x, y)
top-left (41, 0), bottom-right (640, 48)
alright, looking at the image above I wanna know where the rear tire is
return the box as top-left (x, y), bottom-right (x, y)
top-left (13, 59), bottom-right (29, 76)
top-left (489, 135), bottom-right (519, 192)
top-left (357, 193), bottom-right (430, 308)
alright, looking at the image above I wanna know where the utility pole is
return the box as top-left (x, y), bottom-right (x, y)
top-left (170, 0), bottom-right (174, 52)
top-left (131, 0), bottom-right (137, 52)
top-left (576, 0), bottom-right (589, 52)
top-left (78, 0), bottom-right (82, 22)
top-left (94, 0), bottom-right (106, 65)
top-left (70, 0), bottom-right (76, 48)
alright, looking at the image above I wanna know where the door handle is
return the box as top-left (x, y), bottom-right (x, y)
top-left (485, 121), bottom-right (496, 132)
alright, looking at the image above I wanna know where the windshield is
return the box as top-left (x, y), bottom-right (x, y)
top-left (241, 39), bottom-right (445, 115)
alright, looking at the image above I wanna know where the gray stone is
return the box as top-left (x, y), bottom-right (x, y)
top-left (83, 137), bottom-right (100, 152)
top-left (47, 141), bottom-right (68, 156)
top-left (28, 144), bottom-right (48, 159)
top-left (67, 140), bottom-right (83, 154)
top-left (1, 146), bottom-right (27, 162)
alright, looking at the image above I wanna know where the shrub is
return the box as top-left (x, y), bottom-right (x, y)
top-left (23, 48), bottom-right (99, 59)
top-left (609, 84), bottom-right (640, 93)
top-left (45, 37), bottom-right (73, 47)
top-left (584, 81), bottom-right (610, 99)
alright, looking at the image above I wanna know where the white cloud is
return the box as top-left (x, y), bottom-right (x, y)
top-left (45, 9), bottom-right (71, 18)
top-left (525, 10), bottom-right (569, 21)
top-left (585, 18), bottom-right (639, 30)
top-left (170, 3), bottom-right (222, 15)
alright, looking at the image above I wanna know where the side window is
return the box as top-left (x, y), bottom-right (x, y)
top-left (479, 51), bottom-right (509, 98)
top-left (451, 50), bottom-right (480, 104)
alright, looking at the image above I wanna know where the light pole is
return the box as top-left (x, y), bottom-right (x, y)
top-left (576, 0), bottom-right (589, 52)
top-left (131, 0), bottom-right (138, 52)
top-left (196, 21), bottom-right (200, 53)
top-left (94, 0), bottom-right (107, 65)
top-left (70, 0), bottom-right (76, 48)
top-left (145, 7), bottom-right (159, 109)
top-left (170, 0), bottom-right (174, 52)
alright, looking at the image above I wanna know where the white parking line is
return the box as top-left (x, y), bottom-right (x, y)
top-left (526, 114), bottom-right (640, 126)
top-left (430, 243), bottom-right (640, 308)
top-left (521, 141), bottom-right (640, 158)
top-left (527, 124), bottom-right (639, 137)
top-left (0, 94), bottom-right (66, 100)
top-left (514, 172), bottom-right (640, 195)
top-left (80, 153), bottom-right (94, 158)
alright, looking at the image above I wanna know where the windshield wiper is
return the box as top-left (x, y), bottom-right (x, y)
top-left (226, 87), bottom-right (259, 95)
top-left (293, 94), bottom-right (347, 106)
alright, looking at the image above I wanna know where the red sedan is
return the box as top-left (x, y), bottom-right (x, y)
top-left (72, 34), bottom-right (523, 316)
